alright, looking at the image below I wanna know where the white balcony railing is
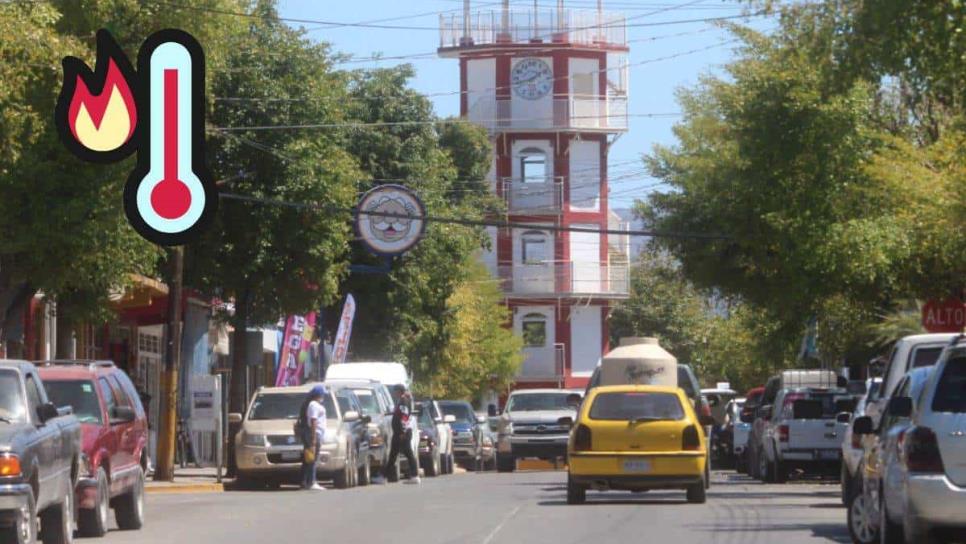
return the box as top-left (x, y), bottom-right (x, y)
top-left (518, 343), bottom-right (566, 384)
top-left (467, 96), bottom-right (628, 132)
top-left (440, 9), bottom-right (627, 49)
top-left (502, 177), bottom-right (563, 214)
top-left (496, 261), bottom-right (629, 298)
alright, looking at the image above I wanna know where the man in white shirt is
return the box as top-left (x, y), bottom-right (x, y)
top-left (300, 385), bottom-right (327, 490)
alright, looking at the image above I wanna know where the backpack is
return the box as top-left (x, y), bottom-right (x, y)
top-left (294, 398), bottom-right (313, 446)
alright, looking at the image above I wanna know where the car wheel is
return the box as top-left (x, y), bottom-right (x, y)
top-left (879, 488), bottom-right (905, 544)
top-left (686, 476), bottom-right (707, 504)
top-left (705, 457), bottom-right (711, 489)
top-left (358, 454), bottom-right (371, 487)
top-left (566, 474), bottom-right (586, 505)
top-left (0, 485), bottom-right (35, 544)
top-left (334, 448), bottom-right (351, 489)
top-left (348, 447), bottom-right (358, 488)
top-left (496, 454), bottom-right (515, 473)
top-left (841, 463), bottom-right (852, 505)
top-left (758, 449), bottom-right (769, 482)
top-left (78, 467), bottom-right (109, 537)
top-left (847, 482), bottom-right (878, 544)
top-left (773, 458), bottom-right (786, 484)
top-left (40, 483), bottom-right (72, 544)
top-left (115, 466), bottom-right (145, 530)
top-left (426, 449), bottom-right (440, 477)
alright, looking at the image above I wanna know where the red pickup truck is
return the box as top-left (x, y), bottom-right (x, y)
top-left (37, 360), bottom-right (148, 537)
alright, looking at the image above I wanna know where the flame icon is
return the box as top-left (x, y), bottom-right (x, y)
top-left (56, 30), bottom-right (139, 162)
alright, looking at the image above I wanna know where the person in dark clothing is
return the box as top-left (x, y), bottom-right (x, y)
top-left (383, 386), bottom-right (420, 484)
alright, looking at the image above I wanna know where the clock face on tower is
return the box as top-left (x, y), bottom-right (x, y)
top-left (511, 58), bottom-right (553, 100)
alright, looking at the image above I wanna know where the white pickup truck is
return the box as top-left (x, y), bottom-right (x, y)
top-left (759, 387), bottom-right (853, 483)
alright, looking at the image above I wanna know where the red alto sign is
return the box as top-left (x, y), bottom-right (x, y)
top-left (922, 298), bottom-right (966, 333)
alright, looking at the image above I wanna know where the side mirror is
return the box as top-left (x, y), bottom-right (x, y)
top-left (443, 415), bottom-right (456, 424)
top-left (487, 404), bottom-right (498, 417)
top-left (37, 402), bottom-right (59, 423)
top-left (111, 406), bottom-right (136, 424)
top-left (699, 415), bottom-right (715, 427)
top-left (476, 415), bottom-right (486, 424)
top-left (836, 412), bottom-right (852, 424)
top-left (228, 413), bottom-right (243, 425)
top-left (557, 416), bottom-right (574, 429)
top-left (343, 410), bottom-right (360, 422)
top-left (887, 396), bottom-right (913, 418)
top-left (853, 415), bottom-right (874, 435)
top-left (566, 393), bottom-right (582, 407)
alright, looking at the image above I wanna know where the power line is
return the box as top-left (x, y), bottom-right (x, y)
top-left (218, 192), bottom-right (729, 240)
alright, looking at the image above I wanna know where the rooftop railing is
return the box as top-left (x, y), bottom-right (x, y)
top-left (440, 9), bottom-right (627, 49)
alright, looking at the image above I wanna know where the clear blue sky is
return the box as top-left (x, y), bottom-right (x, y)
top-left (276, 0), bottom-right (774, 208)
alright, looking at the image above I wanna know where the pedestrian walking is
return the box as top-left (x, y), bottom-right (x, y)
top-left (296, 384), bottom-right (327, 491)
top-left (383, 385), bottom-right (420, 484)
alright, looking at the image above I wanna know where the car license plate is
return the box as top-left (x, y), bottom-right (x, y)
top-left (280, 450), bottom-right (301, 462)
top-left (819, 450), bottom-right (839, 460)
top-left (623, 460), bottom-right (651, 473)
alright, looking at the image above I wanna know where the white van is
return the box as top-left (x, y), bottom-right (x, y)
top-left (324, 362), bottom-right (419, 478)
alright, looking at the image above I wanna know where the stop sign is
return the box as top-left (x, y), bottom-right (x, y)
top-left (922, 298), bottom-right (966, 333)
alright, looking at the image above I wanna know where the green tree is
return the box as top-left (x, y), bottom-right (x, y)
top-left (185, 4), bottom-right (361, 412)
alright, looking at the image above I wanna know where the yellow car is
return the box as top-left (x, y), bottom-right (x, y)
top-left (566, 385), bottom-right (713, 504)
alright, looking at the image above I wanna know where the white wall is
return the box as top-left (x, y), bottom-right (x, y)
top-left (570, 223), bottom-right (601, 293)
top-left (569, 140), bottom-right (600, 211)
top-left (570, 306), bottom-right (602, 377)
top-left (467, 58), bottom-right (496, 112)
top-left (569, 57), bottom-right (600, 97)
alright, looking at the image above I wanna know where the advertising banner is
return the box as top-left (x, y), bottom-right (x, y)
top-left (274, 313), bottom-right (317, 387)
top-left (331, 295), bottom-right (356, 365)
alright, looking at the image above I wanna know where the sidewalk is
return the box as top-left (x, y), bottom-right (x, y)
top-left (145, 466), bottom-right (228, 494)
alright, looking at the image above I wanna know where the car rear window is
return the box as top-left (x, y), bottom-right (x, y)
top-left (911, 346), bottom-right (943, 368)
top-left (932, 356), bottom-right (966, 413)
top-left (44, 380), bottom-right (103, 424)
top-left (589, 392), bottom-right (685, 421)
top-left (249, 393), bottom-right (336, 420)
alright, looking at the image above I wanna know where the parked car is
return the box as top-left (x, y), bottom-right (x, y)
top-left (494, 389), bottom-right (582, 472)
top-left (855, 336), bottom-right (966, 544)
top-left (757, 385), bottom-right (852, 483)
top-left (747, 375), bottom-right (781, 480)
top-left (719, 397), bottom-right (746, 469)
top-left (324, 362), bottom-right (419, 477)
top-left (38, 360), bottom-right (148, 537)
top-left (416, 399), bottom-right (455, 475)
top-left (840, 377), bottom-right (881, 505)
top-left (438, 401), bottom-right (484, 470)
top-left (415, 402), bottom-right (444, 477)
top-left (0, 360), bottom-right (81, 544)
top-left (325, 379), bottom-right (395, 479)
top-left (479, 417), bottom-right (497, 471)
top-left (232, 383), bottom-right (371, 489)
top-left (566, 384), bottom-right (714, 504)
top-left (703, 387), bottom-right (737, 467)
top-left (735, 386), bottom-right (765, 473)
top-left (865, 333), bottom-right (959, 426)
top-left (846, 368), bottom-right (931, 544)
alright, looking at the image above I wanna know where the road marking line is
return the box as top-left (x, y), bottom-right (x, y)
top-left (481, 504), bottom-right (522, 544)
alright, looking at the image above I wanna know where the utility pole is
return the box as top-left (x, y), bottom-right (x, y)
top-left (154, 247), bottom-right (184, 482)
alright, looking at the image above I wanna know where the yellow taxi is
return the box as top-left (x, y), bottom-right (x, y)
top-left (566, 385), bottom-right (712, 504)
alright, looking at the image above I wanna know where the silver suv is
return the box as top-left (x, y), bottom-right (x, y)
top-left (495, 389), bottom-right (582, 472)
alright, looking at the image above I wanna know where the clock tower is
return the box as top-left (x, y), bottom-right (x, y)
top-left (440, 1), bottom-right (630, 390)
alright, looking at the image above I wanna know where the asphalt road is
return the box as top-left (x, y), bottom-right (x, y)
top-left (95, 471), bottom-right (850, 544)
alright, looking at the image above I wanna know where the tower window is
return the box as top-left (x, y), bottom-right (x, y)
top-left (519, 148), bottom-right (548, 183)
top-left (521, 313), bottom-right (548, 347)
top-left (521, 230), bottom-right (548, 264)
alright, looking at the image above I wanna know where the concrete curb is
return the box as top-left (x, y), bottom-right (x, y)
top-left (145, 483), bottom-right (224, 494)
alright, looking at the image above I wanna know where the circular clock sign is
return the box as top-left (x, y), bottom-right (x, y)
top-left (511, 58), bottom-right (553, 100)
top-left (355, 184), bottom-right (426, 256)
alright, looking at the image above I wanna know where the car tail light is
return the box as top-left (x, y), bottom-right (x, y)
top-left (0, 454), bottom-right (21, 477)
top-left (682, 425), bottom-right (701, 451)
top-left (573, 424), bottom-right (592, 451)
top-left (778, 425), bottom-right (789, 443)
top-left (903, 426), bottom-right (944, 474)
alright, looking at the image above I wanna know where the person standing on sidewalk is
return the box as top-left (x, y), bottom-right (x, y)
top-left (384, 386), bottom-right (420, 484)
top-left (297, 385), bottom-right (327, 491)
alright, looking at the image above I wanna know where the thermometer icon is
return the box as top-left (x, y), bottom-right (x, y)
top-left (124, 30), bottom-right (216, 246)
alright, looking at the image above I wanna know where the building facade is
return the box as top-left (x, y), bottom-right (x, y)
top-left (440, 1), bottom-right (630, 389)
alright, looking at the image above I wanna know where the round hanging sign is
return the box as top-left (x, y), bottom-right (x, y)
top-left (355, 184), bottom-right (426, 256)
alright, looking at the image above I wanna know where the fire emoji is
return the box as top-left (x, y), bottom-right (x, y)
top-left (56, 30), bottom-right (139, 162)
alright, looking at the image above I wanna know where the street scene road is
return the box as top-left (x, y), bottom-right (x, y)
top-left (113, 472), bottom-right (849, 544)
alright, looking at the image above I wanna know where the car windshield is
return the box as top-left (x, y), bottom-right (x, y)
top-left (440, 402), bottom-right (475, 423)
top-left (676, 367), bottom-right (696, 398)
top-left (932, 356), bottom-right (966, 413)
top-left (0, 370), bottom-right (26, 423)
top-left (248, 393), bottom-right (337, 420)
top-left (506, 393), bottom-right (572, 412)
top-left (590, 392), bottom-right (685, 421)
top-left (44, 380), bottom-right (103, 424)
top-left (416, 403), bottom-right (435, 430)
top-left (352, 389), bottom-right (379, 415)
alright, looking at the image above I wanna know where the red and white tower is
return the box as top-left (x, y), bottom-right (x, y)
top-left (440, 0), bottom-right (631, 389)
